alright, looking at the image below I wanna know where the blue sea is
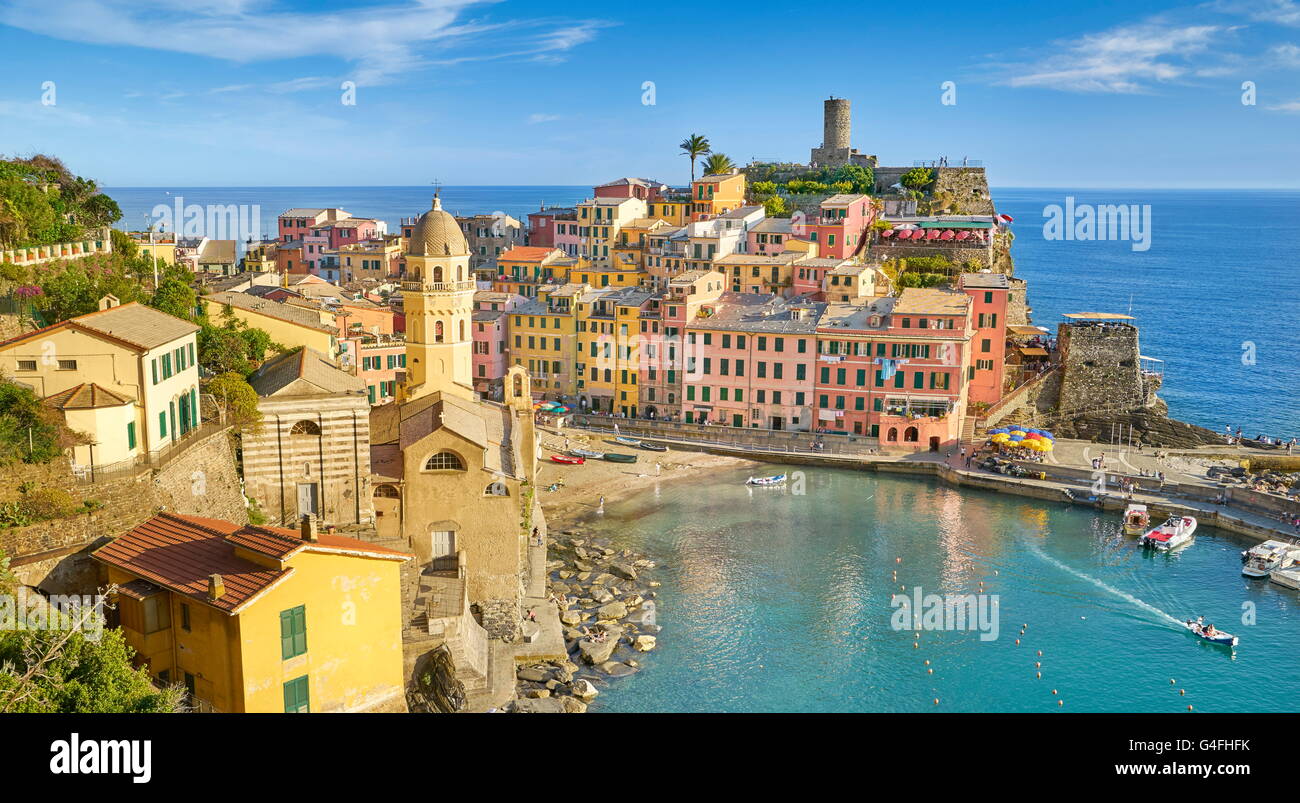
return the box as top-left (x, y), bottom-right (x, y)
top-left (107, 186), bottom-right (1300, 437)
top-left (579, 465), bottom-right (1300, 713)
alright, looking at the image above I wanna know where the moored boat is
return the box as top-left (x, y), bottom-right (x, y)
top-left (639, 441), bottom-right (668, 452)
top-left (569, 447), bottom-right (604, 459)
top-left (1184, 619), bottom-right (1238, 647)
top-left (550, 454), bottom-right (585, 465)
top-left (613, 436), bottom-right (643, 447)
top-left (1140, 515), bottom-right (1197, 551)
top-left (1241, 540), bottom-right (1300, 578)
top-left (746, 474), bottom-right (787, 486)
top-left (603, 452), bottom-right (638, 463)
top-left (1122, 503), bottom-right (1150, 535)
top-left (1270, 564), bottom-right (1300, 590)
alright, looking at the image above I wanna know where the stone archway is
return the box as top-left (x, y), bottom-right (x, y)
top-left (373, 484), bottom-right (402, 540)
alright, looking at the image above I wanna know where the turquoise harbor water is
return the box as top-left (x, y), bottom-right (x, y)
top-left (584, 466), bottom-right (1300, 713)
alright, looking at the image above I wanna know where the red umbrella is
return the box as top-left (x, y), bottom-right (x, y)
top-left (881, 229), bottom-right (895, 238)
top-left (896, 229), bottom-right (912, 240)
top-left (927, 230), bottom-right (941, 239)
top-left (940, 230), bottom-right (955, 240)
top-left (956, 231), bottom-right (970, 240)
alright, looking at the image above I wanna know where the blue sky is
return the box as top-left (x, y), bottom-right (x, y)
top-left (1, 0), bottom-right (1298, 187)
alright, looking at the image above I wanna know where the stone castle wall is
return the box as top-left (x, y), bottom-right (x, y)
top-left (2, 426), bottom-right (247, 591)
top-left (933, 168), bottom-right (995, 215)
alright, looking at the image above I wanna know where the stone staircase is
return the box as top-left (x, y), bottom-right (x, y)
top-left (399, 550), bottom-right (492, 700)
top-left (960, 415), bottom-right (977, 446)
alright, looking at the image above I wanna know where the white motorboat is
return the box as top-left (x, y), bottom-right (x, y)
top-left (1121, 503), bottom-right (1149, 536)
top-left (1140, 514), bottom-right (1197, 551)
top-left (1241, 540), bottom-right (1300, 578)
top-left (1270, 564), bottom-right (1300, 590)
top-left (745, 474), bottom-right (787, 487)
top-left (1183, 619), bottom-right (1238, 647)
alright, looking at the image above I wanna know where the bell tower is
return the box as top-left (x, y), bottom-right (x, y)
top-left (400, 195), bottom-right (476, 402)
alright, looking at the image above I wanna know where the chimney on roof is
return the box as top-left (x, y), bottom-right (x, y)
top-left (207, 574), bottom-right (225, 601)
top-left (300, 513), bottom-right (319, 542)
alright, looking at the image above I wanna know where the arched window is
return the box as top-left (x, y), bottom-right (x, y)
top-left (435, 320), bottom-right (444, 343)
top-left (432, 266), bottom-right (443, 283)
top-left (484, 482), bottom-right (508, 496)
top-left (424, 451), bottom-right (465, 471)
top-left (374, 484), bottom-right (400, 498)
top-left (904, 426), bottom-right (919, 442)
top-left (887, 427), bottom-right (898, 442)
top-left (290, 420), bottom-right (321, 436)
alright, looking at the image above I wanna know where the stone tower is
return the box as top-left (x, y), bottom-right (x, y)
top-left (400, 195), bottom-right (476, 402)
top-left (823, 97), bottom-right (851, 151)
top-left (1055, 317), bottom-right (1157, 416)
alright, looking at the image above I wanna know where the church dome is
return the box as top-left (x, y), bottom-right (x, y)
top-left (408, 196), bottom-right (468, 257)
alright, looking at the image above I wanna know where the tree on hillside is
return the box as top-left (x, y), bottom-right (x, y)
top-left (679, 134), bottom-right (711, 182)
top-left (0, 377), bottom-right (85, 464)
top-left (149, 276), bottom-right (198, 321)
top-left (702, 153), bottom-right (736, 176)
top-left (0, 586), bottom-right (185, 714)
top-left (205, 372), bottom-right (262, 434)
top-left (900, 167), bottom-right (936, 192)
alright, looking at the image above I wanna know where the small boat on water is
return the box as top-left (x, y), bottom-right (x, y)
top-left (1241, 540), bottom-right (1300, 578)
top-left (1184, 619), bottom-right (1238, 647)
top-left (550, 454), bottom-right (585, 465)
top-left (1122, 503), bottom-right (1150, 535)
top-left (613, 436), bottom-right (643, 447)
top-left (639, 441), bottom-right (668, 452)
top-left (603, 452), bottom-right (638, 464)
top-left (1270, 564), bottom-right (1300, 591)
top-left (569, 447), bottom-right (605, 459)
top-left (746, 474), bottom-right (787, 486)
top-left (1140, 515), bottom-right (1197, 551)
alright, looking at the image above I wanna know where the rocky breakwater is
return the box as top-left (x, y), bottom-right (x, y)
top-left (509, 532), bottom-right (661, 713)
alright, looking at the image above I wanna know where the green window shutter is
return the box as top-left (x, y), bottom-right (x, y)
top-left (281, 609), bottom-right (294, 659)
top-left (152, 360), bottom-right (158, 384)
top-left (913, 372), bottom-right (924, 389)
top-left (159, 411), bottom-right (167, 437)
top-left (735, 389), bottom-right (743, 402)
top-left (293, 607), bottom-right (307, 656)
top-left (894, 371), bottom-right (904, 389)
top-left (283, 676), bottom-right (310, 713)
top-left (127, 422), bottom-right (136, 450)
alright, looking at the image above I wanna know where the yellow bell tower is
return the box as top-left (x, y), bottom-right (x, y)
top-left (400, 195), bottom-right (476, 402)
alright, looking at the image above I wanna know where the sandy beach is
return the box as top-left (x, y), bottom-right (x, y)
top-left (534, 426), bottom-right (761, 529)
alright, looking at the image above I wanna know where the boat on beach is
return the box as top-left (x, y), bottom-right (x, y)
top-left (1122, 503), bottom-right (1150, 535)
top-left (550, 454), bottom-right (585, 465)
top-left (613, 436), bottom-right (643, 447)
top-left (1184, 619), bottom-right (1238, 647)
top-left (569, 447), bottom-right (605, 459)
top-left (1140, 515), bottom-right (1197, 551)
top-left (746, 474), bottom-right (787, 486)
top-left (639, 441), bottom-right (668, 452)
top-left (603, 452), bottom-right (638, 463)
top-left (1241, 540), bottom-right (1300, 578)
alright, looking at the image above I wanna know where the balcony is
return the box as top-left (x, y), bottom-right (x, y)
top-left (400, 279), bottom-right (476, 293)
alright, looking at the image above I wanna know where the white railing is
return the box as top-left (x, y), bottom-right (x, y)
top-left (1, 238), bottom-right (112, 266)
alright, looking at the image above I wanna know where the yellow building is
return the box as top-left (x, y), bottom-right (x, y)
top-left (202, 291), bottom-right (339, 358)
top-left (576, 196), bottom-right (646, 266)
top-left (645, 197), bottom-right (690, 227)
top-left (93, 512), bottom-right (411, 713)
top-left (689, 172), bottom-right (746, 221)
top-left (508, 283), bottom-right (584, 397)
top-left (0, 297), bottom-right (200, 467)
top-left (127, 232), bottom-right (177, 266)
top-left (241, 241), bottom-right (278, 273)
top-left (575, 286), bottom-right (654, 415)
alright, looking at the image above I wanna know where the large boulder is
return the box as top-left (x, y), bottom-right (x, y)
top-left (610, 561), bottom-right (639, 581)
top-left (597, 601), bottom-right (628, 621)
top-left (598, 661), bottom-right (637, 678)
top-left (633, 635), bottom-right (657, 652)
top-left (572, 679), bottom-right (600, 700)
top-left (577, 634), bottom-right (619, 665)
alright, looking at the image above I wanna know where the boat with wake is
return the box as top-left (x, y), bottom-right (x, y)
top-left (1139, 515), bottom-right (1197, 551)
top-left (1184, 618), bottom-right (1238, 647)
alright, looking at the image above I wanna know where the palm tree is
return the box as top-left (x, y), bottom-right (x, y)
top-left (702, 153), bottom-right (735, 176)
top-left (679, 134), bottom-right (711, 182)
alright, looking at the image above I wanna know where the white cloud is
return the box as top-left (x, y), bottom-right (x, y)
top-left (1272, 43), bottom-right (1300, 66)
top-left (527, 113), bottom-right (561, 124)
top-left (999, 22), bottom-right (1225, 92)
top-left (0, 0), bottom-right (606, 86)
top-left (1266, 99), bottom-right (1300, 111)
top-left (1210, 0), bottom-right (1300, 27)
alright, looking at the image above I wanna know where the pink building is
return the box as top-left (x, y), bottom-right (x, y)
top-left (473, 290), bottom-right (524, 394)
top-left (313, 218), bottom-right (381, 251)
top-left (551, 211), bottom-right (582, 258)
top-left (684, 293), bottom-right (823, 430)
top-left (957, 272), bottom-right (1010, 406)
top-left (792, 194), bottom-right (875, 259)
top-left (593, 177), bottom-right (669, 202)
top-left (748, 218), bottom-right (794, 256)
top-left (278, 208), bottom-right (351, 243)
top-left (341, 336), bottom-right (406, 405)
